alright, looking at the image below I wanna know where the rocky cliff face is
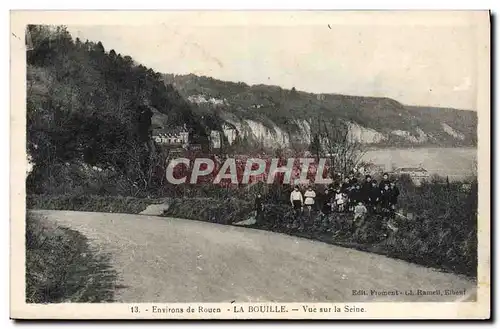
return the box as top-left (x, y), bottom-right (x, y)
top-left (160, 74), bottom-right (478, 149)
top-left (198, 110), bottom-right (476, 150)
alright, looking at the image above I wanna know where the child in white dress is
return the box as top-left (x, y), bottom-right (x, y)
top-left (335, 189), bottom-right (345, 212)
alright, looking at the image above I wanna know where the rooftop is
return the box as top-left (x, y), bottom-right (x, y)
top-left (395, 167), bottom-right (428, 173)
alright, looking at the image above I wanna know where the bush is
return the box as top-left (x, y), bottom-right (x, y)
top-left (163, 197), bottom-right (253, 225)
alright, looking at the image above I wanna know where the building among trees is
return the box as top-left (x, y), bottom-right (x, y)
top-left (153, 125), bottom-right (189, 146)
top-left (393, 167), bottom-right (430, 186)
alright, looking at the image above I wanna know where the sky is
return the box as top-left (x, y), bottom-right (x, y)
top-left (66, 19), bottom-right (478, 110)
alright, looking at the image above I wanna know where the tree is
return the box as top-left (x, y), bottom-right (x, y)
top-left (25, 25), bottom-right (174, 194)
top-left (309, 133), bottom-right (321, 162)
top-left (318, 118), bottom-right (366, 179)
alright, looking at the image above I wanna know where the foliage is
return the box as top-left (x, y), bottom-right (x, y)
top-left (26, 24), bottom-right (215, 196)
top-left (308, 133), bottom-right (321, 161)
top-left (317, 117), bottom-right (366, 177)
top-left (163, 197), bottom-right (253, 225)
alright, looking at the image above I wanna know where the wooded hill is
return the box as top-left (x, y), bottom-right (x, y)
top-left (26, 25), bottom-right (219, 194)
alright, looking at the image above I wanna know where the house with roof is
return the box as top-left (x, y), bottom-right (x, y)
top-left (153, 124), bottom-right (189, 146)
top-left (393, 166), bottom-right (430, 185)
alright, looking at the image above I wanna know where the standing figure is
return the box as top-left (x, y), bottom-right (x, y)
top-left (379, 184), bottom-right (392, 214)
top-left (348, 184), bottom-right (362, 212)
top-left (290, 185), bottom-right (304, 229)
top-left (389, 181), bottom-right (400, 218)
top-left (368, 179), bottom-right (381, 212)
top-left (304, 186), bottom-right (317, 216)
top-left (354, 202), bottom-right (368, 222)
top-left (361, 175), bottom-right (373, 204)
top-left (254, 193), bottom-right (264, 224)
top-left (335, 188), bottom-right (346, 212)
top-left (340, 177), bottom-right (351, 194)
top-left (349, 175), bottom-right (359, 188)
top-left (320, 188), bottom-right (332, 215)
top-left (290, 185), bottom-right (303, 211)
top-left (379, 173), bottom-right (391, 190)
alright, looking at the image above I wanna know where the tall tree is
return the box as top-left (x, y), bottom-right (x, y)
top-left (309, 133), bottom-right (321, 162)
top-left (318, 117), bottom-right (366, 178)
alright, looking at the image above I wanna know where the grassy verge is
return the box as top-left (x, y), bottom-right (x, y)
top-left (26, 211), bottom-right (118, 303)
top-left (27, 194), bottom-right (167, 214)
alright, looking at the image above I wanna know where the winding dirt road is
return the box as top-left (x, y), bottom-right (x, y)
top-left (33, 210), bottom-right (476, 303)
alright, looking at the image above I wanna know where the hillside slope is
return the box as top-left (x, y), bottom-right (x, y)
top-left (163, 73), bottom-right (478, 148)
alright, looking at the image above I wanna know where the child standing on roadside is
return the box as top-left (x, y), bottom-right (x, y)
top-left (354, 202), bottom-right (368, 221)
top-left (290, 185), bottom-right (304, 212)
top-left (304, 186), bottom-right (317, 214)
top-left (290, 185), bottom-right (304, 229)
top-left (335, 188), bottom-right (345, 212)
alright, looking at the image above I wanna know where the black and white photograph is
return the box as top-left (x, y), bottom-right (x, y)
top-left (10, 10), bottom-right (490, 320)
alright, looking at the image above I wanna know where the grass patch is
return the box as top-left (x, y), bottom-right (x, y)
top-left (26, 211), bottom-right (119, 303)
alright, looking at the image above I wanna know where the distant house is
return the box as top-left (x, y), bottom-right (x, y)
top-left (189, 144), bottom-right (202, 152)
top-left (460, 183), bottom-right (473, 192)
top-left (153, 124), bottom-right (189, 146)
top-left (168, 147), bottom-right (186, 158)
top-left (393, 167), bottom-right (429, 185)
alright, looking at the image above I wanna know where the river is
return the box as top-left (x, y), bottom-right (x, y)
top-left (361, 147), bottom-right (477, 181)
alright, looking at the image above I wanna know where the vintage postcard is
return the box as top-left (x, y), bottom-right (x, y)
top-left (10, 10), bottom-right (490, 320)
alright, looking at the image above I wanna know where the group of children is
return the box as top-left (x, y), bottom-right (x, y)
top-left (288, 173), bottom-right (401, 221)
top-left (251, 172), bottom-right (401, 231)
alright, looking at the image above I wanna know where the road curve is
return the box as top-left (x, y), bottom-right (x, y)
top-left (33, 210), bottom-right (476, 303)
